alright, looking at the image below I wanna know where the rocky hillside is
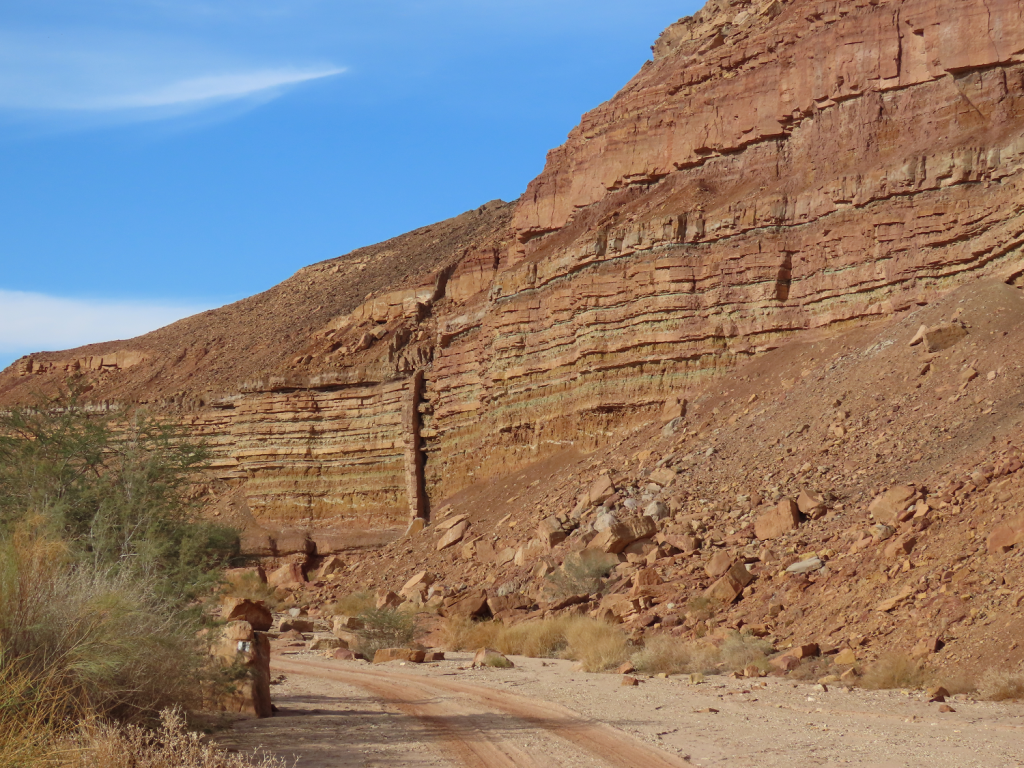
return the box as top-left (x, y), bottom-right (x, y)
top-left (4, 0), bottom-right (1024, 573)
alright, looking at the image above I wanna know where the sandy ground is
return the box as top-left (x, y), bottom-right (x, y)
top-left (215, 651), bottom-right (1024, 768)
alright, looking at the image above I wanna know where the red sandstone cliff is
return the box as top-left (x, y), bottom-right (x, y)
top-left (5, 0), bottom-right (1024, 550)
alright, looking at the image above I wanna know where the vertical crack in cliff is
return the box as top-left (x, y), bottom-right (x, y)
top-left (403, 369), bottom-right (428, 522)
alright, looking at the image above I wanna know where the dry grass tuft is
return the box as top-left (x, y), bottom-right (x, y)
top-left (221, 572), bottom-right (281, 611)
top-left (493, 618), bottom-right (571, 658)
top-left (976, 664), bottom-right (1024, 701)
top-left (61, 708), bottom-right (289, 768)
top-left (439, 616), bottom-right (628, 671)
top-left (631, 635), bottom-right (721, 675)
top-left (859, 653), bottom-right (928, 690)
top-left (719, 632), bottom-right (773, 673)
top-left (560, 618), bottom-right (629, 672)
top-left (438, 616), bottom-right (501, 652)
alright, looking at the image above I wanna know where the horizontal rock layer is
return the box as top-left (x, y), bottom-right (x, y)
top-left (5, 0), bottom-right (1024, 542)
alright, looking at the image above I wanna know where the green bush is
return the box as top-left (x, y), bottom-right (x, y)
top-left (0, 386), bottom-right (238, 604)
top-left (356, 607), bottom-right (418, 659)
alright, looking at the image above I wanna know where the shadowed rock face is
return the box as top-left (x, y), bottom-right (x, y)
top-left (6, 0), bottom-right (1024, 545)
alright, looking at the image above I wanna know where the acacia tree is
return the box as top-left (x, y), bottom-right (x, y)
top-left (0, 386), bottom-right (237, 602)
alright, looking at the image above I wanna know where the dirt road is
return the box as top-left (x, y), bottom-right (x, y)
top-left (217, 653), bottom-right (1024, 768)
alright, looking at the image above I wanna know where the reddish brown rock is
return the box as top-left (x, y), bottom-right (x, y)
top-left (755, 499), bottom-right (801, 541)
top-left (443, 588), bottom-right (490, 618)
top-left (869, 486), bottom-right (917, 526)
top-left (704, 563), bottom-right (755, 603)
top-left (373, 648), bottom-right (426, 664)
top-left (267, 562), bottom-right (306, 588)
top-left (222, 598), bottom-right (274, 632)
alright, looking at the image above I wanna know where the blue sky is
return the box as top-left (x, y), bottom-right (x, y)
top-left (0, 1), bottom-right (697, 369)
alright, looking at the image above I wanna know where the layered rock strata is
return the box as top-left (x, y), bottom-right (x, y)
top-left (5, 0), bottom-right (1024, 543)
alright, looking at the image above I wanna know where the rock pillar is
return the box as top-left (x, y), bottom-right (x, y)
top-left (403, 369), bottom-right (428, 522)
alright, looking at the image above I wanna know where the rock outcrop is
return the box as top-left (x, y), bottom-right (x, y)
top-left (5, 0), bottom-right (1024, 549)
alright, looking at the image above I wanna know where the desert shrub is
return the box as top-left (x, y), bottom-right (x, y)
top-left (686, 596), bottom-right (716, 621)
top-left (546, 552), bottom-right (617, 598)
top-left (461, 616), bottom-right (628, 670)
top-left (221, 572), bottom-right (281, 611)
top-left (330, 591), bottom-right (375, 617)
top-left (493, 618), bottom-right (572, 658)
top-left (0, 391), bottom-right (238, 604)
top-left (60, 707), bottom-right (289, 768)
top-left (0, 661), bottom-right (69, 768)
top-left (0, 533), bottom-right (212, 722)
top-left (355, 607), bottom-right (418, 659)
top-left (976, 663), bottom-right (1024, 701)
top-left (559, 618), bottom-right (629, 672)
top-left (631, 635), bottom-right (721, 675)
top-left (720, 632), bottom-right (773, 673)
top-left (439, 616), bottom-right (501, 652)
top-left (483, 654), bottom-right (514, 669)
top-left (859, 653), bottom-right (928, 690)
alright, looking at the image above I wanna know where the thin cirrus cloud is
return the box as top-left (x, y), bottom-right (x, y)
top-left (0, 289), bottom-right (215, 367)
top-left (0, 29), bottom-right (345, 118)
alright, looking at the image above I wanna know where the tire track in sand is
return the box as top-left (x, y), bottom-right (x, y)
top-left (273, 657), bottom-right (691, 768)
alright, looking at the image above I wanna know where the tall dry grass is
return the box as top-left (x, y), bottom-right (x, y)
top-left (859, 653), bottom-right (928, 690)
top-left (0, 532), bottom-right (211, 722)
top-left (977, 663), bottom-right (1024, 701)
top-left (631, 634), bottom-right (721, 675)
top-left (58, 708), bottom-right (289, 768)
top-left (439, 616), bottom-right (629, 672)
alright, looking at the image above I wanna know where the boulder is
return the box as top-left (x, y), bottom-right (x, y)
top-left (309, 637), bottom-right (344, 651)
top-left (704, 563), bottom-right (754, 603)
top-left (594, 510), bottom-right (618, 531)
top-left (704, 551), bottom-right (734, 578)
top-left (443, 588), bottom-right (490, 618)
top-left (222, 598), bottom-right (273, 632)
top-left (796, 490), bottom-right (826, 519)
top-left (315, 554), bottom-right (346, 580)
top-left (661, 533), bottom-right (700, 553)
top-left (868, 486), bottom-right (916, 525)
top-left (987, 515), bottom-right (1024, 554)
top-left (662, 397), bottom-right (686, 421)
top-left (754, 499), bottom-right (801, 540)
top-left (587, 516), bottom-right (657, 554)
top-left (644, 500), bottom-right (669, 521)
top-left (267, 562), bottom-right (306, 588)
top-left (400, 570), bottom-right (435, 600)
top-left (279, 618), bottom-right (315, 633)
top-left (436, 520), bottom-right (470, 551)
top-left (785, 557), bottom-right (823, 574)
top-left (648, 467), bottom-right (677, 487)
top-left (923, 323), bottom-right (968, 353)
top-left (373, 648), bottom-right (426, 664)
top-left (538, 517), bottom-right (568, 548)
top-left (589, 475), bottom-right (616, 506)
top-left (435, 514), bottom-right (469, 533)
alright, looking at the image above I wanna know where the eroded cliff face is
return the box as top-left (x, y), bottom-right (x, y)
top-left (6, 0), bottom-right (1024, 548)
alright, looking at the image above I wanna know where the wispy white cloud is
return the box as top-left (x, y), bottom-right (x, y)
top-left (86, 67), bottom-right (344, 110)
top-left (0, 290), bottom-right (213, 359)
top-left (0, 29), bottom-right (344, 117)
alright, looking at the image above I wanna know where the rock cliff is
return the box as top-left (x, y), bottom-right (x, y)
top-left (5, 0), bottom-right (1024, 551)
